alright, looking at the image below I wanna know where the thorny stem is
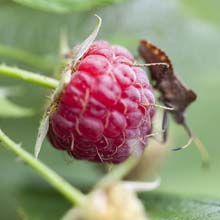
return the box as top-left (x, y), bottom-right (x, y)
top-left (0, 129), bottom-right (86, 206)
top-left (96, 157), bottom-right (138, 188)
top-left (0, 64), bottom-right (58, 89)
top-left (0, 44), bottom-right (54, 72)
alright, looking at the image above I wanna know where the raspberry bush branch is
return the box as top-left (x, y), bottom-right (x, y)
top-left (0, 64), bottom-right (58, 89)
top-left (0, 129), bottom-right (86, 206)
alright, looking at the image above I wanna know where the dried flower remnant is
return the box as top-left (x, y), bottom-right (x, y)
top-left (62, 183), bottom-right (148, 220)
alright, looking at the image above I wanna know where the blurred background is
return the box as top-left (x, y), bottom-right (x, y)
top-left (0, 0), bottom-right (220, 219)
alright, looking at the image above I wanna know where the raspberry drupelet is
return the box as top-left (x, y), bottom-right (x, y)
top-left (48, 40), bottom-right (155, 164)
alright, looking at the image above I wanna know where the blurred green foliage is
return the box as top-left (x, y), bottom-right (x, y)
top-left (181, 0), bottom-right (220, 24)
top-left (0, 87), bottom-right (34, 117)
top-left (13, 0), bottom-right (128, 13)
top-left (0, 0), bottom-right (220, 219)
top-left (141, 192), bottom-right (220, 219)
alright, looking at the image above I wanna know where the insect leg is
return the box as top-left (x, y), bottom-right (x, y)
top-left (172, 121), bottom-right (209, 167)
top-left (172, 121), bottom-right (193, 151)
top-left (162, 110), bottom-right (169, 142)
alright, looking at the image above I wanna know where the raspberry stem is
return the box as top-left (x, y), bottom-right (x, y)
top-left (0, 44), bottom-right (54, 72)
top-left (0, 129), bottom-right (86, 206)
top-left (0, 64), bottom-right (58, 89)
top-left (96, 157), bottom-right (138, 188)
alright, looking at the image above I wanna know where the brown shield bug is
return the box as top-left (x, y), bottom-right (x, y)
top-left (138, 40), bottom-right (209, 166)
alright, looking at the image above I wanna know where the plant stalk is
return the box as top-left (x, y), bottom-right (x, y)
top-left (0, 129), bottom-right (86, 206)
top-left (96, 157), bottom-right (138, 188)
top-left (0, 64), bottom-right (58, 89)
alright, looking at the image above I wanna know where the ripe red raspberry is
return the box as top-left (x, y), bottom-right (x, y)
top-left (48, 40), bottom-right (155, 164)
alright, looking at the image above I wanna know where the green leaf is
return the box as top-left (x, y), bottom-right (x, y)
top-left (141, 192), bottom-right (220, 220)
top-left (0, 87), bottom-right (34, 117)
top-left (13, 0), bottom-right (128, 13)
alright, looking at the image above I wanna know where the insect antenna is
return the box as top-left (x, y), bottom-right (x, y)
top-left (172, 122), bottom-right (209, 167)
